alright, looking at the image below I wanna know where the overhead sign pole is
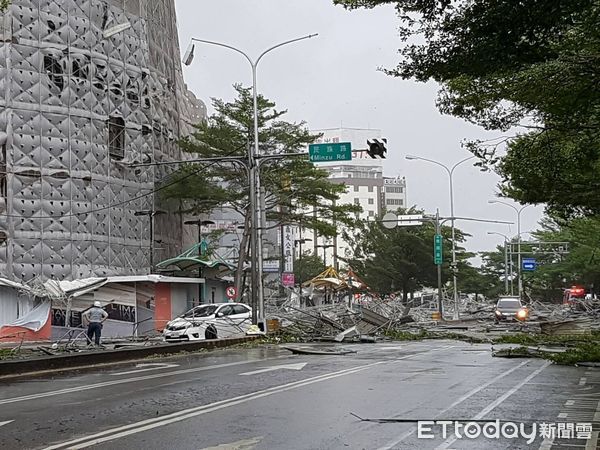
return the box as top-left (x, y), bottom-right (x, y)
top-left (378, 212), bottom-right (512, 320)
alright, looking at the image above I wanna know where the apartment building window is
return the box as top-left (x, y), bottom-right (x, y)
top-left (368, 198), bottom-right (374, 205)
top-left (354, 185), bottom-right (359, 192)
top-left (108, 116), bottom-right (125, 159)
top-left (368, 210), bottom-right (375, 217)
top-left (368, 186), bottom-right (374, 193)
top-left (386, 186), bottom-right (404, 194)
top-left (354, 198), bottom-right (360, 205)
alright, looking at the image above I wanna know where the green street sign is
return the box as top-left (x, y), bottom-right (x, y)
top-left (308, 142), bottom-right (352, 162)
top-left (434, 234), bottom-right (443, 265)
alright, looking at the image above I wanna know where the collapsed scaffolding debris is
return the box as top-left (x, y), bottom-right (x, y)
top-left (265, 266), bottom-right (600, 342)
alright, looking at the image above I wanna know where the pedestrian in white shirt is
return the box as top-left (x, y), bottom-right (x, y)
top-left (82, 301), bottom-right (108, 346)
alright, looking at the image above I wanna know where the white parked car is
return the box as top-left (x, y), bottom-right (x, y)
top-left (163, 302), bottom-right (252, 341)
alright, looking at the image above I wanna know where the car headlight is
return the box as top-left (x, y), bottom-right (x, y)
top-left (516, 309), bottom-right (528, 320)
top-left (495, 310), bottom-right (502, 316)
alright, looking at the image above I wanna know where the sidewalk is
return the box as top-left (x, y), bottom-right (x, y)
top-left (0, 336), bottom-right (259, 379)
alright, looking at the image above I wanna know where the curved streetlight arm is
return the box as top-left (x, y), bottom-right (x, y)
top-left (405, 155), bottom-right (451, 176)
top-left (256, 33), bottom-right (319, 65)
top-left (488, 199), bottom-right (518, 214)
top-left (450, 155), bottom-right (476, 176)
top-left (190, 38), bottom-right (253, 66)
top-left (191, 34), bottom-right (319, 68)
top-left (487, 231), bottom-right (509, 241)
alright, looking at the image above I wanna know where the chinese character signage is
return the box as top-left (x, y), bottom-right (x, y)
top-left (283, 225), bottom-right (294, 273)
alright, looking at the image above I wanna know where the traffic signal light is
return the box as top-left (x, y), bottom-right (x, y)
top-left (366, 138), bottom-right (387, 158)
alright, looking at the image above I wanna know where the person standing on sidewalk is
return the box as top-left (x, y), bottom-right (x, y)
top-left (82, 301), bottom-right (108, 346)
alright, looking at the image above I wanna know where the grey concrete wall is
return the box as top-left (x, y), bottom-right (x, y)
top-left (0, 0), bottom-right (206, 281)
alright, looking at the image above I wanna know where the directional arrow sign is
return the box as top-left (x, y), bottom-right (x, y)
top-left (110, 363), bottom-right (179, 376)
top-left (0, 420), bottom-right (14, 427)
top-left (522, 258), bottom-right (536, 271)
top-left (240, 362), bottom-right (307, 376)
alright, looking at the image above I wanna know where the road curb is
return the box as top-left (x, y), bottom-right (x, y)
top-left (0, 336), bottom-right (259, 378)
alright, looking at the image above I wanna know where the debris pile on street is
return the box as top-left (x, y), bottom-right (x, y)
top-left (264, 265), bottom-right (600, 356)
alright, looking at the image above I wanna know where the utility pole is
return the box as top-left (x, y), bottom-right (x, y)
top-left (184, 34), bottom-right (318, 329)
top-left (405, 155), bottom-right (476, 320)
top-left (488, 201), bottom-right (532, 299)
top-left (131, 153), bottom-right (312, 323)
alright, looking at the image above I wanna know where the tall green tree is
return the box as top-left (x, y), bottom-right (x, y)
top-left (470, 247), bottom-right (514, 300)
top-left (294, 253), bottom-right (326, 286)
top-left (163, 85), bottom-right (359, 293)
top-left (519, 216), bottom-right (600, 300)
top-left (334, 0), bottom-right (600, 218)
top-left (342, 210), bottom-right (471, 301)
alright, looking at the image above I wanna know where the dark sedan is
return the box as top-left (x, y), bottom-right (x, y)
top-left (494, 297), bottom-right (529, 322)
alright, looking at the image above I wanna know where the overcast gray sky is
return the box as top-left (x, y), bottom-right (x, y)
top-left (174, 0), bottom-right (544, 261)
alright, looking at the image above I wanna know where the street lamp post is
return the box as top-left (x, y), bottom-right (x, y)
top-left (405, 154), bottom-right (475, 319)
top-left (487, 231), bottom-right (510, 295)
top-left (135, 210), bottom-right (166, 273)
top-left (184, 34), bottom-right (318, 326)
top-left (488, 200), bottom-right (532, 299)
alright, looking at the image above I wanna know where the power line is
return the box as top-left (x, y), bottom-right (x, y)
top-left (0, 151), bottom-right (243, 220)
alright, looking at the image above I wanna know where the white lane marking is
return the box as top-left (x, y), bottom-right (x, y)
top-left (580, 377), bottom-right (588, 386)
top-left (377, 360), bottom-right (531, 450)
top-left (558, 412), bottom-right (568, 418)
top-left (0, 357), bottom-right (287, 406)
top-left (240, 362), bottom-right (307, 376)
top-left (374, 346), bottom-right (405, 351)
top-left (44, 346), bottom-right (448, 450)
top-left (109, 363), bottom-right (180, 376)
top-left (199, 436), bottom-right (263, 450)
top-left (566, 400), bottom-right (575, 406)
top-left (436, 361), bottom-right (551, 449)
top-left (0, 420), bottom-right (14, 427)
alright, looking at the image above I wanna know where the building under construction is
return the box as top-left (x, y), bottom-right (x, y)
top-left (0, 0), bottom-right (205, 281)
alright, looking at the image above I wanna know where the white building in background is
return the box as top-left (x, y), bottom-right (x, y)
top-left (298, 128), bottom-right (408, 269)
top-left (382, 176), bottom-right (408, 212)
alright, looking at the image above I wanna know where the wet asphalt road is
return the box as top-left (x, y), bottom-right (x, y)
top-left (0, 340), bottom-right (599, 450)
